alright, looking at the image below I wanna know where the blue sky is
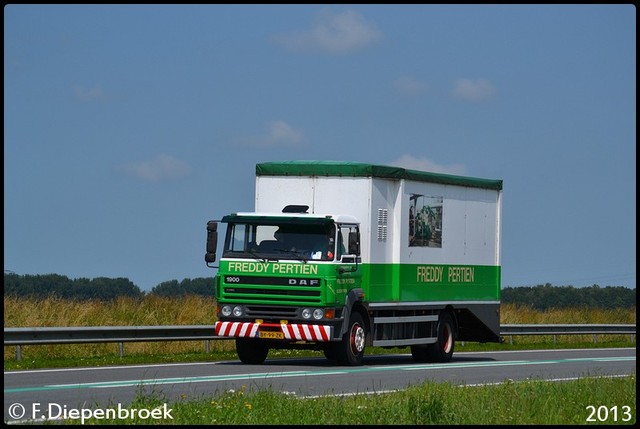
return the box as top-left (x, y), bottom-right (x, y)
top-left (4, 4), bottom-right (636, 291)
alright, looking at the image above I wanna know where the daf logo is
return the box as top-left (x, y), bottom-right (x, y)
top-left (288, 279), bottom-right (320, 286)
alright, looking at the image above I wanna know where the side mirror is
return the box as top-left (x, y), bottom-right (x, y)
top-left (205, 221), bottom-right (218, 264)
top-left (348, 231), bottom-right (360, 255)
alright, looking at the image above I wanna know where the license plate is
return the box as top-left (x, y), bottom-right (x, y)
top-left (259, 331), bottom-right (284, 340)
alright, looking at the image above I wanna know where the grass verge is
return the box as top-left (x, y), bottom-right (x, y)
top-left (60, 374), bottom-right (636, 425)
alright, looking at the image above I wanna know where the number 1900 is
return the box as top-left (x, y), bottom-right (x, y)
top-left (586, 405), bottom-right (633, 422)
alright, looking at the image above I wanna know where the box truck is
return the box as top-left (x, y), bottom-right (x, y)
top-left (205, 161), bottom-right (503, 365)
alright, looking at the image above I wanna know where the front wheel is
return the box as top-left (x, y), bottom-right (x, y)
top-left (323, 345), bottom-right (338, 361)
top-left (235, 338), bottom-right (269, 364)
top-left (334, 311), bottom-right (366, 366)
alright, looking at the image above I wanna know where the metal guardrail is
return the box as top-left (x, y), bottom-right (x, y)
top-left (501, 324), bottom-right (637, 335)
top-left (499, 323), bottom-right (636, 345)
top-left (4, 324), bottom-right (636, 361)
top-left (4, 325), bottom-right (229, 361)
top-left (3, 325), bottom-right (225, 345)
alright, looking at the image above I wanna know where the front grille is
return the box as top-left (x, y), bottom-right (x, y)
top-left (225, 288), bottom-right (319, 297)
top-left (245, 305), bottom-right (299, 318)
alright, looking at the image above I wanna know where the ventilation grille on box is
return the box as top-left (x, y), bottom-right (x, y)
top-left (377, 208), bottom-right (388, 241)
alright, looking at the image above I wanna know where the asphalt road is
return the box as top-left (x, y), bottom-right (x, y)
top-left (4, 347), bottom-right (636, 423)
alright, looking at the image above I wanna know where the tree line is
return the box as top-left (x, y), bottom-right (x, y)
top-left (3, 273), bottom-right (636, 310)
top-left (3, 273), bottom-right (214, 300)
top-left (500, 283), bottom-right (635, 310)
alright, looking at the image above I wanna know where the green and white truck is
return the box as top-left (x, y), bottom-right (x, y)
top-left (205, 161), bottom-right (503, 365)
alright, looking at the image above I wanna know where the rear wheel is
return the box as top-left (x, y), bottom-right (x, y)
top-left (426, 312), bottom-right (455, 362)
top-left (410, 344), bottom-right (430, 362)
top-left (235, 338), bottom-right (269, 364)
top-left (410, 312), bottom-right (456, 363)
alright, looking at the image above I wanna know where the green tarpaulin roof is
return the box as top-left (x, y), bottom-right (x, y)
top-left (256, 161), bottom-right (503, 191)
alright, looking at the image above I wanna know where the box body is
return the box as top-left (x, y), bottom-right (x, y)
top-left (254, 161), bottom-right (502, 304)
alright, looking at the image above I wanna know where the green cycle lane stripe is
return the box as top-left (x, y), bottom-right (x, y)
top-left (4, 356), bottom-right (634, 394)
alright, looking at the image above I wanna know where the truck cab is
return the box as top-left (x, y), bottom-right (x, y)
top-left (206, 209), bottom-right (366, 365)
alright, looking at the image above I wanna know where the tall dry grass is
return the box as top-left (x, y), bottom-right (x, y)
top-left (500, 302), bottom-right (636, 346)
top-left (4, 295), bottom-right (216, 327)
top-left (7, 297), bottom-right (634, 328)
top-left (3, 295), bottom-right (229, 359)
top-left (500, 303), bottom-right (635, 324)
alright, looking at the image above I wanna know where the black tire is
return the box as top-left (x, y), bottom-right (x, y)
top-left (336, 311), bottom-right (366, 366)
top-left (235, 338), bottom-right (269, 364)
top-left (410, 344), bottom-right (430, 363)
top-left (426, 312), bottom-right (455, 363)
top-left (323, 345), bottom-right (338, 361)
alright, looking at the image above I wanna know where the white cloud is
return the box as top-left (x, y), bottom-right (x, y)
top-left (273, 9), bottom-right (382, 54)
top-left (73, 85), bottom-right (107, 102)
top-left (234, 120), bottom-right (305, 148)
top-left (389, 154), bottom-right (468, 176)
top-left (452, 78), bottom-right (496, 102)
top-left (116, 154), bottom-right (192, 182)
top-left (267, 120), bottom-right (304, 145)
top-left (393, 76), bottom-right (429, 96)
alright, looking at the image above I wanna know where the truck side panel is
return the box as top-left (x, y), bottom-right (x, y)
top-left (401, 180), bottom-right (501, 266)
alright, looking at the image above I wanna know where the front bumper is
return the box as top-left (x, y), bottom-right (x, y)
top-left (215, 321), bottom-right (334, 342)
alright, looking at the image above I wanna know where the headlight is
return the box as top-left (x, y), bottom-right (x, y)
top-left (221, 305), bottom-right (232, 317)
top-left (301, 308), bottom-right (312, 319)
top-left (312, 308), bottom-right (324, 320)
top-left (232, 306), bottom-right (244, 317)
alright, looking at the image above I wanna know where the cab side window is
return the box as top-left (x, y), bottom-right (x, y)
top-left (338, 224), bottom-right (359, 260)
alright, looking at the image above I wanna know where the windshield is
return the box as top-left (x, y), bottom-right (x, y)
top-left (223, 221), bottom-right (336, 261)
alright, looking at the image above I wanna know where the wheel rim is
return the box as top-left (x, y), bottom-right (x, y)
top-left (442, 323), bottom-right (453, 354)
top-left (350, 323), bottom-right (365, 354)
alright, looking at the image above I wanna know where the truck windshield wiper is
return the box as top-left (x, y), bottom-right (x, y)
top-left (274, 248), bottom-right (308, 262)
top-left (244, 250), bottom-right (268, 263)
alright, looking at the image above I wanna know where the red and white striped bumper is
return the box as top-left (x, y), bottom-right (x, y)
top-left (215, 321), bottom-right (333, 342)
